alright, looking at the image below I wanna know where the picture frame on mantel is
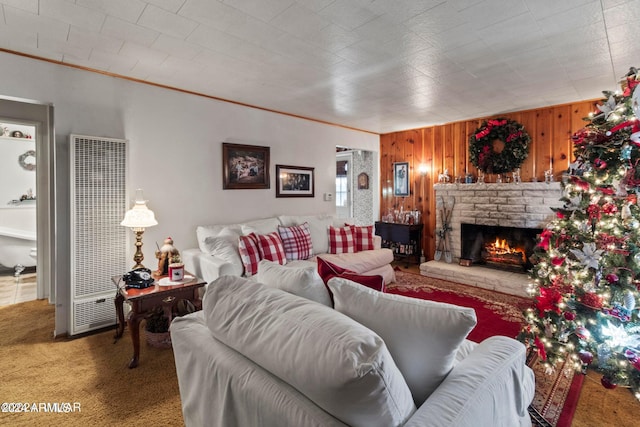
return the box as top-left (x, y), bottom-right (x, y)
top-left (393, 162), bottom-right (409, 196)
top-left (276, 165), bottom-right (314, 198)
top-left (222, 143), bottom-right (270, 190)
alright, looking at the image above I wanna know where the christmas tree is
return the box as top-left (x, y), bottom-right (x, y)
top-left (519, 67), bottom-right (640, 399)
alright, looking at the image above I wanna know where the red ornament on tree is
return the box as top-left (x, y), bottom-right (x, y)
top-left (578, 350), bottom-right (593, 365)
top-left (600, 376), bottom-right (617, 389)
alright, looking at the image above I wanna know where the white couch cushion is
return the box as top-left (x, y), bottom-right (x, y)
top-left (203, 276), bottom-right (416, 427)
top-left (257, 260), bottom-right (331, 306)
top-left (328, 277), bottom-right (477, 405)
top-left (319, 248), bottom-right (394, 275)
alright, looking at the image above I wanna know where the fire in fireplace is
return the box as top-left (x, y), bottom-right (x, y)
top-left (460, 224), bottom-right (542, 272)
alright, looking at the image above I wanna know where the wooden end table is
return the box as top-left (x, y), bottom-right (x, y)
top-left (112, 272), bottom-right (206, 368)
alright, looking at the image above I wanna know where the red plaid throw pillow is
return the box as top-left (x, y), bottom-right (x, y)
top-left (278, 222), bottom-right (313, 260)
top-left (256, 232), bottom-right (287, 265)
top-left (328, 225), bottom-right (355, 254)
top-left (238, 233), bottom-right (261, 276)
top-left (351, 225), bottom-right (375, 252)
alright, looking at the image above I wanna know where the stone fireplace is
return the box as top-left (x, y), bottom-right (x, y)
top-left (420, 182), bottom-right (563, 296)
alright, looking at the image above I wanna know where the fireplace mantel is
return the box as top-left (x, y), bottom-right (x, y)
top-left (421, 182), bottom-right (563, 296)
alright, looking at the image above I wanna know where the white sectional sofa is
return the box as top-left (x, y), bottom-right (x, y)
top-left (183, 214), bottom-right (396, 285)
top-left (171, 275), bottom-right (535, 427)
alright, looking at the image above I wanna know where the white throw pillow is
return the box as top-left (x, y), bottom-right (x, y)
top-left (196, 223), bottom-right (242, 253)
top-left (203, 276), bottom-right (417, 427)
top-left (328, 277), bottom-right (477, 405)
top-left (256, 259), bottom-right (331, 306)
top-left (202, 232), bottom-right (243, 277)
top-left (241, 217), bottom-right (281, 236)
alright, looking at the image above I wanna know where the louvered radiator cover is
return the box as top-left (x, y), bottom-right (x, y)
top-left (70, 135), bottom-right (128, 335)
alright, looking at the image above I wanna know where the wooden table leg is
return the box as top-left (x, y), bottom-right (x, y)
top-left (127, 312), bottom-right (143, 369)
top-left (114, 293), bottom-right (125, 340)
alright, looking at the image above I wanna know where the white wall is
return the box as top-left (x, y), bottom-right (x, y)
top-left (0, 51), bottom-right (380, 256)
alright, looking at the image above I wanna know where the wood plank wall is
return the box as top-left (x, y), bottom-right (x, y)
top-left (379, 99), bottom-right (599, 262)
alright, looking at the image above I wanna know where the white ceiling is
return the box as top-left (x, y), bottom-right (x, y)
top-left (0, 0), bottom-right (638, 134)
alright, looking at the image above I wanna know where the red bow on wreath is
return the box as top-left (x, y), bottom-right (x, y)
top-left (475, 119), bottom-right (507, 140)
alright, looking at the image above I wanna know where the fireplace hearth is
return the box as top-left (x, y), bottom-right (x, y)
top-left (461, 223), bottom-right (542, 272)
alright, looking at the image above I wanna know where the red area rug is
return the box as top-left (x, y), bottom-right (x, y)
top-left (387, 270), bottom-right (584, 427)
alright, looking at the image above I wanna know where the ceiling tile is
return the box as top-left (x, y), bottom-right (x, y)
top-left (0, 0), bottom-right (37, 13)
top-left (222, 0), bottom-right (296, 23)
top-left (3, 5), bottom-right (69, 41)
top-left (39, 0), bottom-right (106, 32)
top-left (178, 0), bottom-right (239, 31)
top-left (68, 26), bottom-right (124, 54)
top-left (101, 15), bottom-right (160, 46)
top-left (147, 0), bottom-right (186, 14)
top-left (76, 0), bottom-right (146, 23)
top-left (269, 3), bottom-right (329, 40)
top-left (151, 34), bottom-right (203, 60)
top-left (317, 0), bottom-right (380, 31)
top-left (137, 4), bottom-right (198, 39)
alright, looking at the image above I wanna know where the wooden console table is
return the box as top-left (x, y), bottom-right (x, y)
top-left (112, 273), bottom-right (206, 368)
top-left (375, 221), bottom-right (423, 266)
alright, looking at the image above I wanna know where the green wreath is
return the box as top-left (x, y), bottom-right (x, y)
top-left (469, 118), bottom-right (531, 174)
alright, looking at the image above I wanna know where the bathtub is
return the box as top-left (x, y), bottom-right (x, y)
top-left (0, 205), bottom-right (37, 270)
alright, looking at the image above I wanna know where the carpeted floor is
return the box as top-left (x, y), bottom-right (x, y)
top-left (0, 299), bottom-right (183, 426)
top-left (1, 271), bottom-right (638, 426)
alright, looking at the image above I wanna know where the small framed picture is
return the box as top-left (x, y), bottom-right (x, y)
top-left (276, 165), bottom-right (314, 198)
top-left (222, 143), bottom-right (270, 190)
top-left (358, 172), bottom-right (369, 189)
top-left (393, 162), bottom-right (409, 197)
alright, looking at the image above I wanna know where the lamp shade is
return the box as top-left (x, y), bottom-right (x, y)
top-left (121, 190), bottom-right (158, 229)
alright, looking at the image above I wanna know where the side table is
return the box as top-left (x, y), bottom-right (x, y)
top-left (112, 273), bottom-right (206, 368)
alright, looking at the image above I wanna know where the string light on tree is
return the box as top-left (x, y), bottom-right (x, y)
top-left (518, 67), bottom-right (640, 399)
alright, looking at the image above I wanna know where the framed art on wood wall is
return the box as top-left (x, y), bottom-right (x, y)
top-left (276, 165), bottom-right (314, 198)
top-left (393, 162), bottom-right (409, 196)
top-left (222, 143), bottom-right (270, 189)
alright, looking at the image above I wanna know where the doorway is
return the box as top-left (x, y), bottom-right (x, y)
top-left (336, 149), bottom-right (376, 225)
top-left (0, 97), bottom-right (55, 310)
top-left (336, 152), bottom-right (352, 220)
top-left (0, 121), bottom-right (37, 306)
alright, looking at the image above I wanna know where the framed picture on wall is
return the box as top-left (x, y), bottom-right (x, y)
top-left (357, 172), bottom-right (369, 190)
top-left (222, 143), bottom-right (270, 189)
top-left (393, 162), bottom-right (409, 196)
top-left (276, 165), bottom-right (314, 198)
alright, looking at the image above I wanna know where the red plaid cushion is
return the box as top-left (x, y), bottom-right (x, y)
top-left (256, 232), bottom-right (287, 265)
top-left (351, 225), bottom-right (375, 252)
top-left (328, 225), bottom-right (355, 254)
top-left (278, 222), bottom-right (313, 261)
top-left (238, 233), bottom-right (261, 276)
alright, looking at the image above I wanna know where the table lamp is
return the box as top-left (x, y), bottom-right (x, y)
top-left (121, 189), bottom-right (158, 269)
